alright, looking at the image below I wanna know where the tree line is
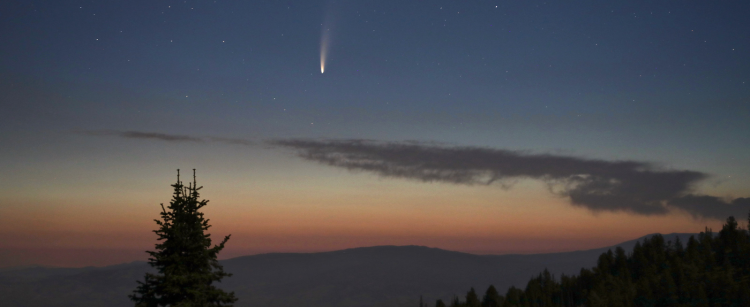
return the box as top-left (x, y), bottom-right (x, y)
top-left (433, 214), bottom-right (750, 307)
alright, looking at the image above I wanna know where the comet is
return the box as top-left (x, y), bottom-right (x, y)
top-left (320, 3), bottom-right (334, 74)
top-left (320, 26), bottom-right (330, 74)
top-left (320, 29), bottom-right (328, 73)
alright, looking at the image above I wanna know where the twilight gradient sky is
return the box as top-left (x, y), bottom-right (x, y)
top-left (1, 0), bottom-right (749, 268)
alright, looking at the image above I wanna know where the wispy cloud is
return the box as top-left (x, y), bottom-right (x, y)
top-left (207, 137), bottom-right (255, 146)
top-left (270, 138), bottom-right (750, 220)
top-left (85, 130), bottom-right (253, 146)
top-left (86, 130), bottom-right (204, 142)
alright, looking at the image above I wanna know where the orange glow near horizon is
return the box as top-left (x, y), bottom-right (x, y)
top-left (0, 172), bottom-right (730, 268)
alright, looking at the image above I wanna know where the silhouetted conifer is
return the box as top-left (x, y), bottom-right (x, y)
top-left (502, 287), bottom-right (523, 307)
top-left (130, 170), bottom-right (237, 307)
top-left (465, 287), bottom-right (480, 307)
top-left (450, 295), bottom-right (461, 307)
top-left (482, 285), bottom-right (503, 307)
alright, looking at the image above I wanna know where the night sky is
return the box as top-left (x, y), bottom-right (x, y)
top-left (2, 0), bottom-right (749, 268)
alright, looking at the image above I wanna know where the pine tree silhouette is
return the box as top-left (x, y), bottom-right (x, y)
top-left (482, 285), bottom-right (503, 307)
top-left (130, 170), bottom-right (238, 307)
top-left (465, 287), bottom-right (480, 307)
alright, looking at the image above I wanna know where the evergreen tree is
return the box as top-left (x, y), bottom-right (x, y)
top-left (450, 295), bottom-right (461, 307)
top-left (482, 285), bottom-right (503, 307)
top-left (502, 287), bottom-right (523, 307)
top-left (130, 170), bottom-right (238, 307)
top-left (436, 299), bottom-right (447, 307)
top-left (466, 287), bottom-right (481, 307)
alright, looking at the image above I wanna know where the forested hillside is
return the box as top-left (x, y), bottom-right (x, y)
top-left (440, 215), bottom-right (750, 307)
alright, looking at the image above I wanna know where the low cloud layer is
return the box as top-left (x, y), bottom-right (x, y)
top-left (270, 139), bottom-right (749, 220)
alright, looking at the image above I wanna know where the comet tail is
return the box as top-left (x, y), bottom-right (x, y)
top-left (320, 28), bottom-right (329, 74)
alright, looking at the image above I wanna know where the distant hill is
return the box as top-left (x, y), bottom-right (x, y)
top-left (0, 233), bottom-right (697, 307)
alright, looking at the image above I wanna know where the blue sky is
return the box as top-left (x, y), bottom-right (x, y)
top-left (1, 0), bottom-right (749, 267)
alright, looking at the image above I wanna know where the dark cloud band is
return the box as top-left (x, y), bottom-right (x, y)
top-left (86, 130), bottom-right (204, 142)
top-left (270, 138), bottom-right (749, 220)
top-left (85, 130), bottom-right (254, 146)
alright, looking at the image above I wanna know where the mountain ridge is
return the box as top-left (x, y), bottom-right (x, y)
top-left (0, 232), bottom-right (701, 307)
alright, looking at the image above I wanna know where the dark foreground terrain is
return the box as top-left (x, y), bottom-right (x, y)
top-left (0, 233), bottom-right (695, 307)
